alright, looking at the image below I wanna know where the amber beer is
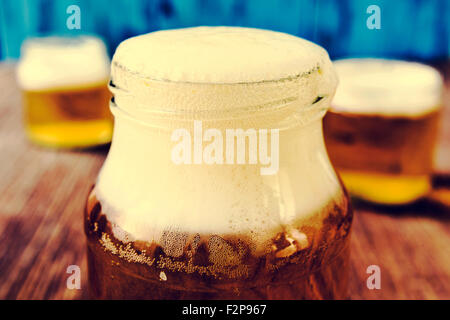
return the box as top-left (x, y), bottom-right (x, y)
top-left (324, 59), bottom-right (443, 205)
top-left (85, 27), bottom-right (352, 300)
top-left (17, 36), bottom-right (113, 148)
top-left (85, 191), bottom-right (351, 299)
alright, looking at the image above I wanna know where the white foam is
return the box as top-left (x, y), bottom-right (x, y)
top-left (112, 26), bottom-right (336, 84)
top-left (96, 117), bottom-right (342, 253)
top-left (110, 26), bottom-right (337, 119)
top-left (332, 58), bottom-right (443, 116)
top-left (96, 27), bottom-right (341, 253)
top-left (17, 36), bottom-right (110, 90)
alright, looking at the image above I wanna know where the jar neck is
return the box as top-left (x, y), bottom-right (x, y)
top-left (109, 64), bottom-right (335, 128)
top-left (105, 85), bottom-right (334, 178)
top-left (103, 110), bottom-right (333, 178)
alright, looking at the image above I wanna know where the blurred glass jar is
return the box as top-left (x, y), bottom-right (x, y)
top-left (324, 59), bottom-right (443, 205)
top-left (16, 36), bottom-right (113, 148)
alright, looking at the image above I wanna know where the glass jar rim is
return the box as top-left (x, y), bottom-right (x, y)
top-left (111, 60), bottom-right (322, 86)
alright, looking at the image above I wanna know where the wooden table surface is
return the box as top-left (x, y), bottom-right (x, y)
top-left (0, 63), bottom-right (449, 300)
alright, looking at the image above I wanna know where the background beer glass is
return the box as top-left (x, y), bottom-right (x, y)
top-left (17, 36), bottom-right (113, 148)
top-left (324, 59), bottom-right (443, 205)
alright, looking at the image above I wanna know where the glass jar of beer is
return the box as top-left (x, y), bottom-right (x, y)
top-left (85, 27), bottom-right (352, 299)
top-left (17, 36), bottom-right (113, 148)
top-left (324, 59), bottom-right (443, 205)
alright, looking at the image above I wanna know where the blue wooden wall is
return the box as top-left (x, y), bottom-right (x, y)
top-left (0, 0), bottom-right (449, 61)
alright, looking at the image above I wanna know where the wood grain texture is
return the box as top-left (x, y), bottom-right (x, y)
top-left (0, 63), bottom-right (448, 300)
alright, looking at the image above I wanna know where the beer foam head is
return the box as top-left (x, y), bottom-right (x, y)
top-left (110, 26), bottom-right (337, 116)
top-left (17, 36), bottom-right (110, 90)
top-left (96, 27), bottom-right (342, 254)
top-left (332, 58), bottom-right (443, 116)
top-left (113, 26), bottom-right (336, 84)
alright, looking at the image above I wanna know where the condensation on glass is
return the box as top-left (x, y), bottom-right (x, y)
top-left (324, 59), bottom-right (443, 205)
top-left (84, 27), bottom-right (353, 299)
top-left (17, 36), bottom-right (113, 148)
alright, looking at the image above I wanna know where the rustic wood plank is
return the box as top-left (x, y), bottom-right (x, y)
top-left (0, 63), bottom-right (448, 300)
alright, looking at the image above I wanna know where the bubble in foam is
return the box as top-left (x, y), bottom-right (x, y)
top-left (160, 230), bottom-right (188, 258)
top-left (17, 36), bottom-right (110, 90)
top-left (332, 58), bottom-right (443, 116)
